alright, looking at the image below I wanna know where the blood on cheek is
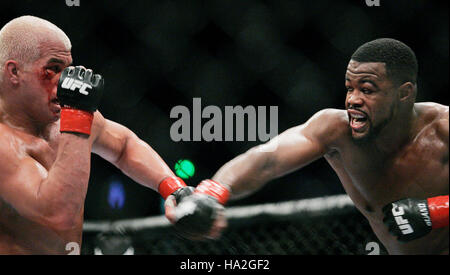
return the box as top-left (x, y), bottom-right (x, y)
top-left (38, 69), bottom-right (58, 103)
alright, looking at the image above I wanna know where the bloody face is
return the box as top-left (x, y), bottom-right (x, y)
top-left (19, 39), bottom-right (72, 124)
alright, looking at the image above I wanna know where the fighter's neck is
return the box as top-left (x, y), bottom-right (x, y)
top-left (372, 106), bottom-right (419, 156)
top-left (0, 100), bottom-right (54, 139)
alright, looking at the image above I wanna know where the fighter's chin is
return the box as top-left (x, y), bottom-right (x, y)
top-left (351, 130), bottom-right (370, 141)
top-left (51, 112), bottom-right (61, 122)
top-left (349, 122), bottom-right (371, 141)
top-left (47, 109), bottom-right (61, 123)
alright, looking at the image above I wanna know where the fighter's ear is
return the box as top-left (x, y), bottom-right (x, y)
top-left (398, 82), bottom-right (415, 102)
top-left (4, 60), bottom-right (20, 85)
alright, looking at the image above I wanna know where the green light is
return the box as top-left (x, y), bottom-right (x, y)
top-left (174, 159), bottom-right (196, 179)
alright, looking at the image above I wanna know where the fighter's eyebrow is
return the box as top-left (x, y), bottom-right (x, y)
top-left (359, 77), bottom-right (379, 88)
top-left (46, 58), bottom-right (72, 66)
top-left (46, 58), bottom-right (65, 64)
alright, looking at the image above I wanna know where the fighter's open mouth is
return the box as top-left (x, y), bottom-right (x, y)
top-left (348, 110), bottom-right (368, 132)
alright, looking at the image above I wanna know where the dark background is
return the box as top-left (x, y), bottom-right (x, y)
top-left (2, 0), bottom-right (448, 221)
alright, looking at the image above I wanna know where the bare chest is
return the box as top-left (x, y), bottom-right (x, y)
top-left (14, 130), bottom-right (60, 172)
top-left (326, 131), bottom-right (448, 215)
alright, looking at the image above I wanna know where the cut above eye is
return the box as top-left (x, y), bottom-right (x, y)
top-left (47, 66), bottom-right (61, 73)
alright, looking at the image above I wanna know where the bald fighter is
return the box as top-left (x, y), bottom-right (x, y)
top-left (167, 38), bottom-right (449, 254)
top-left (0, 16), bottom-right (195, 254)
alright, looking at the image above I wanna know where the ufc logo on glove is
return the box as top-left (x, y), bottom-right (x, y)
top-left (60, 77), bottom-right (92, 95)
top-left (392, 205), bottom-right (414, 235)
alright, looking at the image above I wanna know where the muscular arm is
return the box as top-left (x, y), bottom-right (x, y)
top-left (212, 109), bottom-right (347, 199)
top-left (92, 112), bottom-right (174, 192)
top-left (0, 128), bottom-right (92, 231)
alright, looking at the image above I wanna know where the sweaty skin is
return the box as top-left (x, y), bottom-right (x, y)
top-left (0, 111), bottom-right (174, 254)
top-left (211, 61), bottom-right (449, 255)
top-left (0, 18), bottom-right (175, 254)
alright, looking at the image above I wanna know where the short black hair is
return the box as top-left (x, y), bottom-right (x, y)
top-left (351, 38), bottom-right (418, 85)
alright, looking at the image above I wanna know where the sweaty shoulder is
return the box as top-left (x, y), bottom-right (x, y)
top-left (0, 123), bottom-right (17, 151)
top-left (302, 108), bottom-right (350, 150)
top-left (0, 123), bottom-right (23, 181)
top-left (415, 102), bottom-right (449, 138)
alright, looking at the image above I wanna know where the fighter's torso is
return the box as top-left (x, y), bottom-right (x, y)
top-left (0, 115), bottom-right (104, 254)
top-left (324, 103), bottom-right (449, 254)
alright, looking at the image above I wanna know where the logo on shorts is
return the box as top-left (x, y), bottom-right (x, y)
top-left (61, 78), bottom-right (92, 95)
top-left (391, 204), bottom-right (414, 235)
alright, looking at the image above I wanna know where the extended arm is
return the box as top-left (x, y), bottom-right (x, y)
top-left (92, 114), bottom-right (175, 191)
top-left (165, 109), bottom-right (347, 240)
top-left (92, 113), bottom-right (194, 206)
top-left (212, 109), bottom-right (344, 200)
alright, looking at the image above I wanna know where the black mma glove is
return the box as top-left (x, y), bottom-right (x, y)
top-left (383, 196), bottom-right (449, 242)
top-left (383, 198), bottom-right (432, 242)
top-left (173, 179), bottom-right (230, 240)
top-left (57, 66), bottom-right (104, 135)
